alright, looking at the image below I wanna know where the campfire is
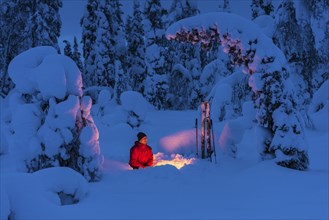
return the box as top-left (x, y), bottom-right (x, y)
top-left (153, 152), bottom-right (196, 169)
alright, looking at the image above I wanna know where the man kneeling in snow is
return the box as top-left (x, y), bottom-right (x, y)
top-left (129, 132), bottom-right (153, 169)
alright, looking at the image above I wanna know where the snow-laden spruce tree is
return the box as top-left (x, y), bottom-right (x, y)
top-left (72, 37), bottom-right (84, 73)
top-left (273, 0), bottom-right (302, 63)
top-left (114, 61), bottom-right (130, 104)
top-left (104, 0), bottom-right (126, 63)
top-left (298, 0), bottom-right (329, 92)
top-left (63, 40), bottom-right (73, 58)
top-left (63, 37), bottom-right (84, 74)
top-left (81, 0), bottom-right (98, 87)
top-left (219, 0), bottom-right (231, 13)
top-left (251, 0), bottom-right (274, 20)
top-left (81, 0), bottom-right (114, 88)
top-left (143, 0), bottom-right (170, 109)
top-left (125, 0), bottom-right (147, 94)
top-left (273, 0), bottom-right (318, 103)
top-left (0, 0), bottom-right (62, 97)
top-left (166, 12), bottom-right (309, 170)
top-left (165, 0), bottom-right (202, 110)
top-left (81, 0), bottom-right (126, 91)
top-left (4, 46), bottom-right (103, 181)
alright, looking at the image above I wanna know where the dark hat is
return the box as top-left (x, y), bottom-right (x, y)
top-left (137, 132), bottom-right (147, 141)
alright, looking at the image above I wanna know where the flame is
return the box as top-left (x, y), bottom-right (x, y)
top-left (153, 152), bottom-right (196, 169)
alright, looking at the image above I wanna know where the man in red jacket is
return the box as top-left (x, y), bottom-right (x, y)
top-left (129, 132), bottom-right (153, 169)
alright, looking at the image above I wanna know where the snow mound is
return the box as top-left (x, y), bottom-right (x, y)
top-left (120, 91), bottom-right (154, 119)
top-left (219, 119), bottom-right (245, 157)
top-left (8, 46), bottom-right (82, 99)
top-left (33, 167), bottom-right (89, 204)
top-left (2, 167), bottom-right (88, 219)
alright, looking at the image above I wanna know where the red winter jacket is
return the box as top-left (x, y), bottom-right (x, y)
top-left (129, 141), bottom-right (153, 169)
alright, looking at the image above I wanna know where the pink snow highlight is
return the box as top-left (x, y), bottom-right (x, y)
top-left (159, 129), bottom-right (195, 154)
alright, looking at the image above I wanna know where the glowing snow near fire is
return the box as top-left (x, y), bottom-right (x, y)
top-left (153, 153), bottom-right (196, 169)
top-left (158, 130), bottom-right (196, 155)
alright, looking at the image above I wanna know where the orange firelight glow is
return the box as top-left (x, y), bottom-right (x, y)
top-left (153, 152), bottom-right (196, 169)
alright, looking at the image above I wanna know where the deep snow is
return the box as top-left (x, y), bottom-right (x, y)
top-left (1, 107), bottom-right (328, 219)
top-left (1, 2), bottom-right (328, 219)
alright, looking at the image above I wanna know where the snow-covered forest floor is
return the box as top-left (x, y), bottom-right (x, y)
top-left (1, 109), bottom-right (328, 219)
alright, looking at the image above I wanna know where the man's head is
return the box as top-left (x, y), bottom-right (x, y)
top-left (137, 132), bottom-right (147, 144)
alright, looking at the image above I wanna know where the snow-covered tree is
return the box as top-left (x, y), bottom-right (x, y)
top-left (114, 61), bottom-right (130, 104)
top-left (300, 0), bottom-right (328, 19)
top-left (72, 36), bottom-right (84, 73)
top-left (273, 0), bottom-right (302, 62)
top-left (299, 18), bottom-right (318, 98)
top-left (105, 0), bottom-right (126, 62)
top-left (143, 0), bottom-right (169, 109)
top-left (90, 7), bottom-right (113, 88)
top-left (168, 64), bottom-right (191, 110)
top-left (0, 0), bottom-right (62, 97)
top-left (184, 0), bottom-right (199, 17)
top-left (5, 46), bottom-right (103, 181)
top-left (80, 0), bottom-right (99, 87)
top-left (251, 0), bottom-right (274, 19)
top-left (251, 0), bottom-right (262, 19)
top-left (187, 49), bottom-right (203, 109)
top-left (63, 38), bottom-right (84, 74)
top-left (274, 0), bottom-right (319, 105)
top-left (63, 40), bottom-right (73, 58)
top-left (166, 0), bottom-right (199, 25)
top-left (125, 0), bottom-right (147, 94)
top-left (219, 0), bottom-right (231, 13)
top-left (81, 0), bottom-right (117, 88)
top-left (29, 0), bottom-right (62, 51)
top-left (166, 12), bottom-right (309, 170)
top-left (299, 0), bottom-right (329, 91)
top-left (165, 0), bottom-right (201, 109)
top-left (319, 22), bottom-right (329, 63)
top-left (81, 0), bottom-right (126, 90)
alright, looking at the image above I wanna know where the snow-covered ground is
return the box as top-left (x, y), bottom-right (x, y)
top-left (1, 107), bottom-right (328, 219)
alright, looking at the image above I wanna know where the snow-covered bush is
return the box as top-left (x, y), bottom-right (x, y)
top-left (121, 91), bottom-right (154, 128)
top-left (166, 12), bottom-right (309, 170)
top-left (92, 90), bottom-right (154, 129)
top-left (4, 46), bottom-right (103, 181)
